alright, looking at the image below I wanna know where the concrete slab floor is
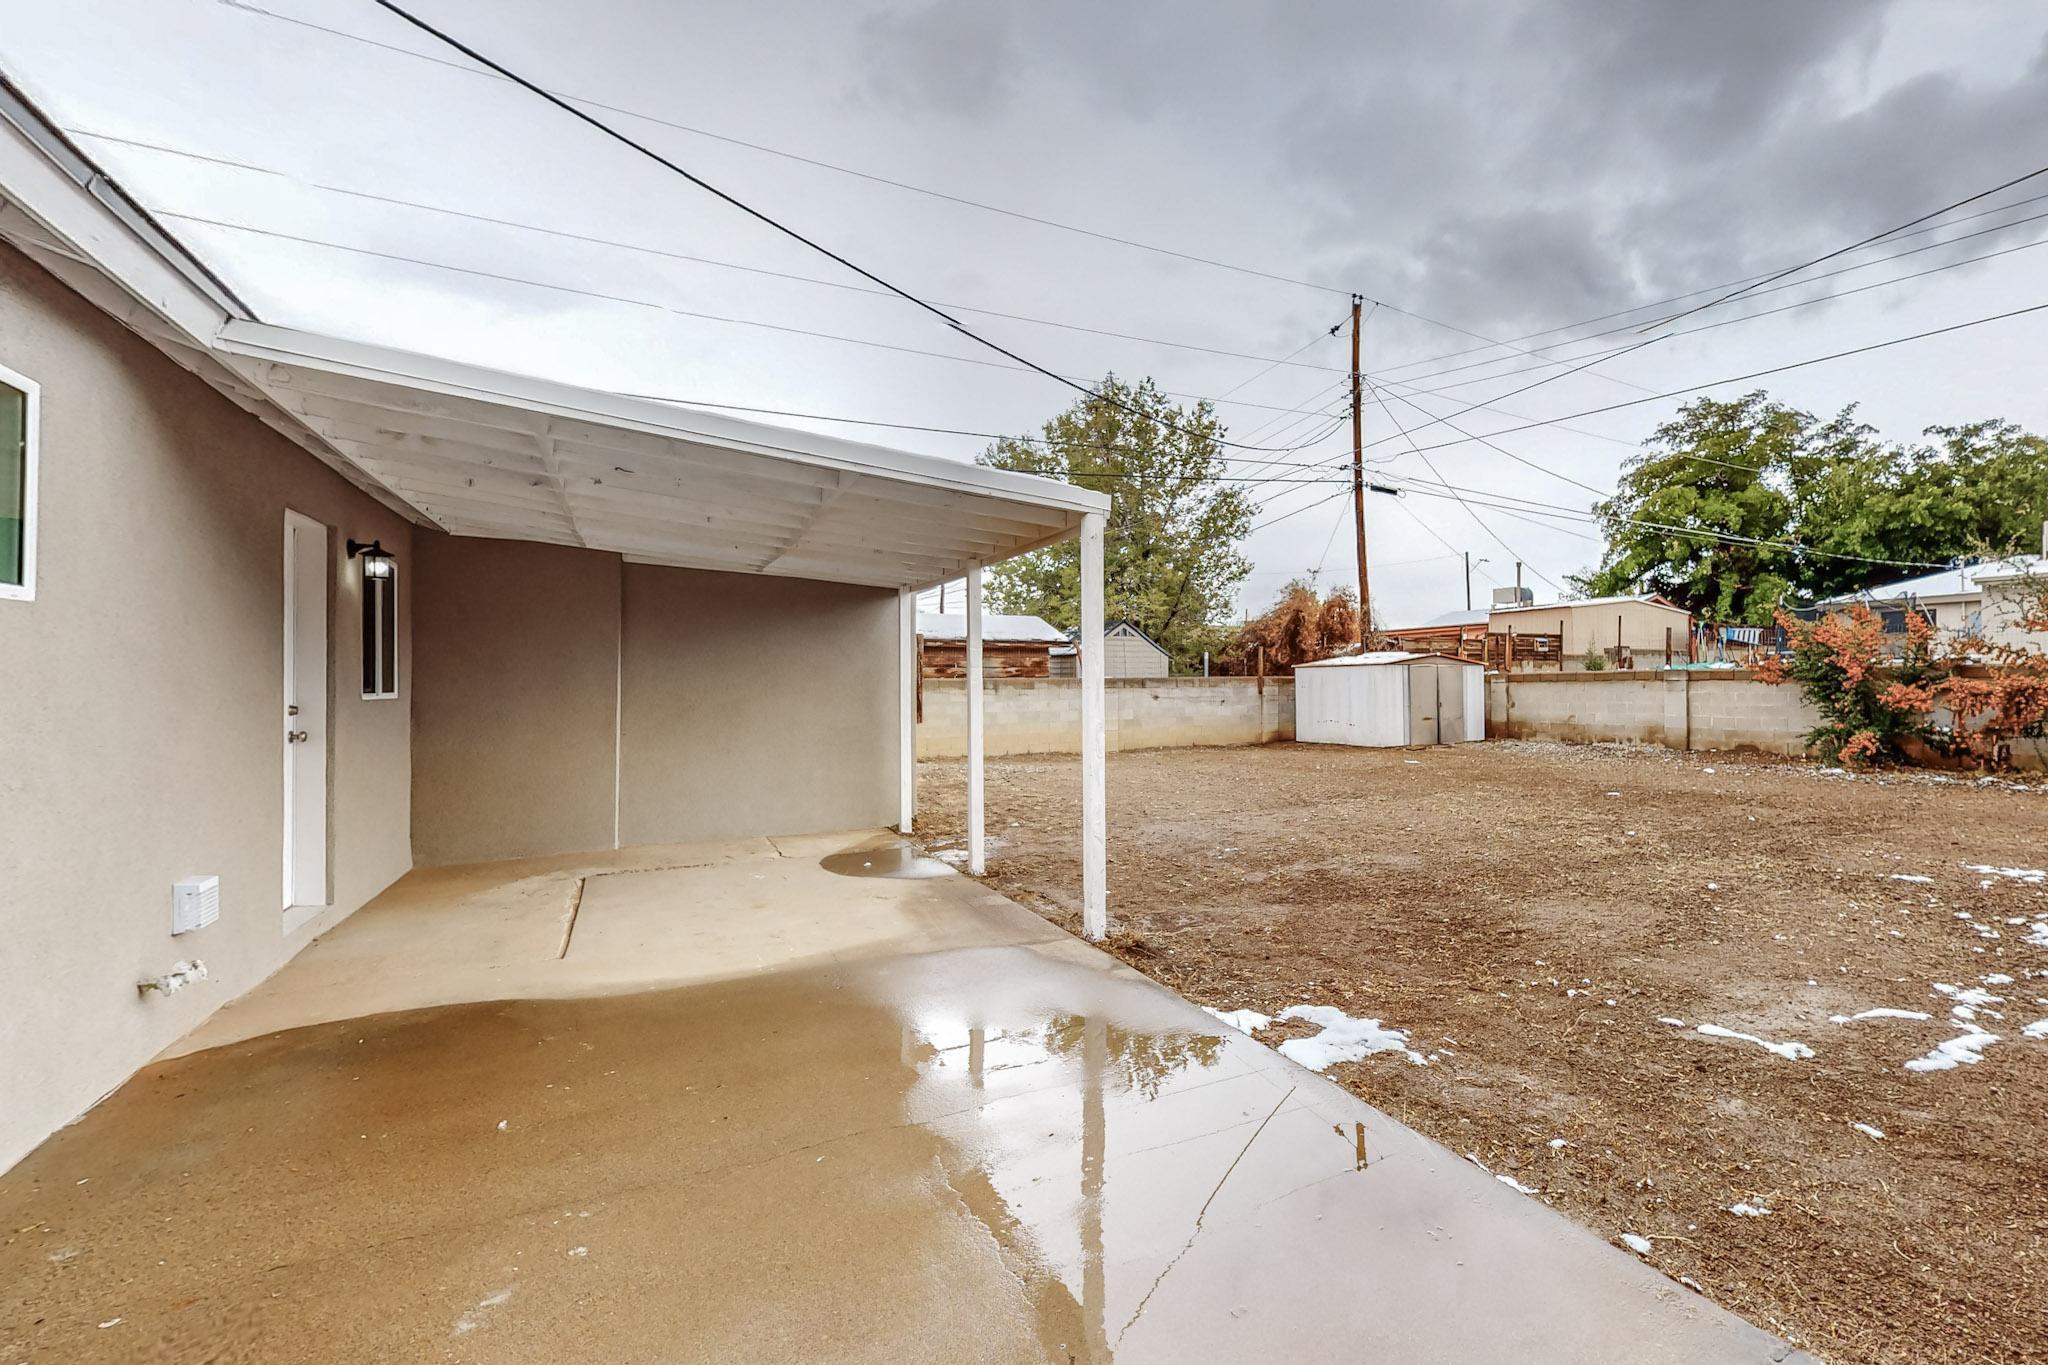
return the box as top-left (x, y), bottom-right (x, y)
top-left (0, 834), bottom-right (1814, 1363)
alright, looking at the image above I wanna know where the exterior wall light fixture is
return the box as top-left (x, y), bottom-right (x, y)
top-left (347, 538), bottom-right (394, 578)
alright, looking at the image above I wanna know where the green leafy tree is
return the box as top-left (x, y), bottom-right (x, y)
top-left (1573, 393), bottom-right (1831, 623)
top-left (1788, 420), bottom-right (2048, 598)
top-left (978, 377), bottom-right (1253, 672)
top-left (1575, 392), bottom-right (2048, 621)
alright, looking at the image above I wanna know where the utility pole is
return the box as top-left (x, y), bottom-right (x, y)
top-left (1464, 551), bottom-right (1472, 612)
top-left (1349, 293), bottom-right (1372, 646)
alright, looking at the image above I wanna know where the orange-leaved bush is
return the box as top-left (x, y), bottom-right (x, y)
top-left (1936, 578), bottom-right (2048, 765)
top-left (1754, 605), bottom-right (1942, 767)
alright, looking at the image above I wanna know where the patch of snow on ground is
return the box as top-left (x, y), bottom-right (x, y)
top-left (1657, 1017), bottom-right (1686, 1027)
top-left (1727, 1202), bottom-right (1771, 1217)
top-left (1904, 1026), bottom-right (1999, 1072)
top-left (1275, 1005), bottom-right (1428, 1070)
top-left (2022, 1019), bottom-right (2048, 1039)
top-left (1496, 1173), bottom-right (1538, 1194)
top-left (453, 1288), bottom-right (515, 1336)
top-left (1933, 983), bottom-right (2004, 1018)
top-left (1963, 863), bottom-right (2046, 884)
top-left (1620, 1233), bottom-right (1653, 1255)
top-left (2027, 922), bottom-right (2048, 948)
top-left (1854, 1123), bottom-right (1885, 1140)
top-left (1887, 874), bottom-right (1934, 884)
top-left (1202, 1006), bottom-right (1274, 1035)
top-left (1695, 1023), bottom-right (1814, 1060)
top-left (1548, 1137), bottom-right (1568, 1149)
top-left (1830, 1008), bottom-right (1933, 1023)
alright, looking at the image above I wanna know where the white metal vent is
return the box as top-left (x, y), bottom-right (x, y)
top-left (172, 875), bottom-right (220, 935)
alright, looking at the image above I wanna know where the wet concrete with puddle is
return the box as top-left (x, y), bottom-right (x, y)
top-left (0, 841), bottom-right (1811, 1363)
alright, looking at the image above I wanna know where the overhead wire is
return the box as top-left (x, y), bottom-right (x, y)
top-left (1345, 298), bottom-right (2048, 464)
top-left (221, 0), bottom-right (1614, 378)
top-left (1328, 167), bottom-right (2048, 459)
top-left (151, 2), bottom-right (2048, 593)
top-left (1636, 161), bottom-right (2048, 334)
top-left (1391, 214), bottom-right (2048, 397)
top-left (1367, 184), bottom-right (2048, 380)
top-left (1365, 384), bottom-right (1560, 592)
top-left (357, 0), bottom-right (1350, 457)
top-left (78, 125), bottom-right (1383, 381)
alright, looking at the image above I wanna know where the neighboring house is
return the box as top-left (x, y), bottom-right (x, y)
top-left (917, 610), bottom-right (1065, 678)
top-left (1051, 619), bottom-right (1170, 678)
top-left (0, 93), bottom-right (1110, 1173)
top-left (1491, 594), bottom-right (1693, 669)
top-left (1381, 597), bottom-right (1692, 670)
top-left (1379, 607), bottom-right (1489, 661)
top-left (1818, 555), bottom-right (2046, 638)
top-left (1973, 564), bottom-right (2048, 652)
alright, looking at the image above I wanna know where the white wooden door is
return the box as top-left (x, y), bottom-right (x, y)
top-left (282, 510), bottom-right (329, 910)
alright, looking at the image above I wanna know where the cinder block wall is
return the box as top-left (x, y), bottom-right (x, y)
top-left (1486, 670), bottom-right (1819, 755)
top-left (918, 676), bottom-right (1295, 757)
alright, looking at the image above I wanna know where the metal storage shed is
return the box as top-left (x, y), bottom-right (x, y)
top-left (1294, 651), bottom-right (1486, 747)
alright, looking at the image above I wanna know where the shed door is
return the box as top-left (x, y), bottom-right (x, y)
top-left (1407, 664), bottom-right (1439, 745)
top-left (1435, 665), bottom-right (1465, 745)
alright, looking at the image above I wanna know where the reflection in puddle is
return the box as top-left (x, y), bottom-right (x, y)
top-left (819, 845), bottom-right (954, 879)
top-left (903, 1010), bottom-right (1277, 1361)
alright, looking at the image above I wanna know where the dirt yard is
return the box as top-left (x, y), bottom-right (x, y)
top-left (916, 741), bottom-right (2048, 1365)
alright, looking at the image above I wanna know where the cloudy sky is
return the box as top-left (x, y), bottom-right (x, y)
top-left (5, 0), bottom-right (2047, 621)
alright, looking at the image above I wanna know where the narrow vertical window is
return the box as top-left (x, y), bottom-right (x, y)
top-left (0, 366), bottom-right (37, 601)
top-left (361, 556), bottom-right (398, 698)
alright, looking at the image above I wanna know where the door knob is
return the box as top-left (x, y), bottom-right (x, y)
top-left (288, 730), bottom-right (308, 743)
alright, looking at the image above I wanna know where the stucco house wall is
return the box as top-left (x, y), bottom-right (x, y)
top-left (0, 244), bottom-right (415, 1173)
top-left (409, 543), bottom-right (900, 864)
top-left (1978, 574), bottom-right (2048, 652)
top-left (619, 564), bottom-right (897, 846)
top-left (409, 535), bottom-right (622, 865)
top-left (1493, 599), bottom-right (1692, 668)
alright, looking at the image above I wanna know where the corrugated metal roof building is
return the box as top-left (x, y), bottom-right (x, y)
top-left (1294, 651), bottom-right (1485, 747)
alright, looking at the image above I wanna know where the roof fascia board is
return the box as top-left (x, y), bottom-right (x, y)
top-left (217, 320), bottom-right (1109, 519)
top-left (900, 518), bottom-right (1084, 595)
top-left (0, 74), bottom-right (247, 342)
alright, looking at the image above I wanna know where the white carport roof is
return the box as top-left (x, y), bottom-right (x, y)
top-left (0, 80), bottom-right (1104, 592)
top-left (211, 322), bottom-right (1101, 591)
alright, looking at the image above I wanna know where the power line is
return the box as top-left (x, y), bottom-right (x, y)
top-left (1638, 161), bottom-right (2048, 335)
top-left (75, 127), bottom-right (1378, 382)
top-left (1249, 485), bottom-right (1351, 533)
top-left (1366, 386), bottom-right (1559, 592)
top-left (220, 0), bottom-right (1587, 375)
top-left (1392, 213), bottom-right (2048, 398)
top-left (1373, 382), bottom-right (1608, 499)
top-left (1376, 471), bottom-right (1952, 571)
top-left (1339, 167), bottom-right (2048, 456)
top-left (158, 207), bottom-right (1348, 456)
top-left (1350, 298), bottom-right (2048, 463)
top-left (220, 0), bottom-right (1354, 296)
top-left (1368, 184), bottom-right (2048, 380)
top-left (362, 0), bottom-right (1306, 459)
top-left (620, 297), bottom-right (2048, 495)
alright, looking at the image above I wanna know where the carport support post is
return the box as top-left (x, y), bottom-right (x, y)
top-left (898, 589), bottom-right (916, 834)
top-left (1080, 512), bottom-right (1107, 940)
top-left (966, 565), bottom-right (985, 875)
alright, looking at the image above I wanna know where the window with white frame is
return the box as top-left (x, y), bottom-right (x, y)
top-left (0, 364), bottom-right (38, 601)
top-left (360, 554), bottom-right (399, 698)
